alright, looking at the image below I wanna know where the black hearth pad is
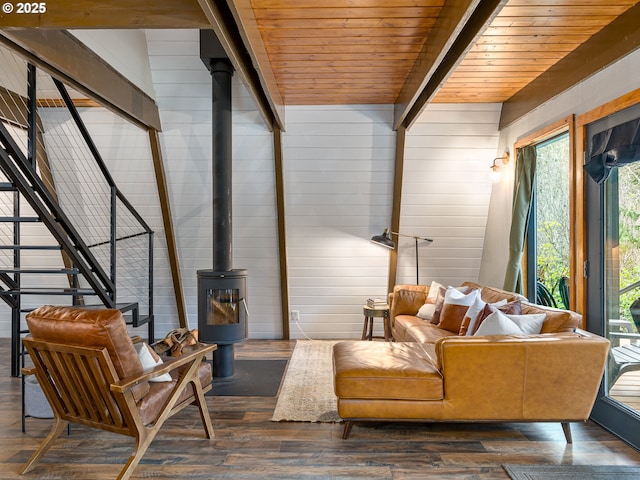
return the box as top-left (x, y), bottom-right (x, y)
top-left (207, 359), bottom-right (288, 396)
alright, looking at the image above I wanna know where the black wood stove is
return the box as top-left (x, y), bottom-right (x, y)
top-left (197, 31), bottom-right (248, 378)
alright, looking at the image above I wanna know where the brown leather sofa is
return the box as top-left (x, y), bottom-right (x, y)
top-left (332, 282), bottom-right (610, 440)
top-left (390, 282), bottom-right (583, 342)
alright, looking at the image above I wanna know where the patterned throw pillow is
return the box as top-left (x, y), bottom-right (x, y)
top-left (437, 287), bottom-right (480, 333)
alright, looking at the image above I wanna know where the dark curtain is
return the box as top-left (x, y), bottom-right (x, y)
top-left (584, 117), bottom-right (640, 183)
top-left (503, 145), bottom-right (536, 294)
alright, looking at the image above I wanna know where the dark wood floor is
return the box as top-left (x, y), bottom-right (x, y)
top-left (3, 338), bottom-right (640, 479)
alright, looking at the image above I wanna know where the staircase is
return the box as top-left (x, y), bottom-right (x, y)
top-left (0, 67), bottom-right (154, 376)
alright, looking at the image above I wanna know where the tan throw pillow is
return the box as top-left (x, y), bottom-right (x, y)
top-left (429, 286), bottom-right (447, 325)
top-left (437, 287), bottom-right (480, 333)
top-left (471, 300), bottom-right (522, 335)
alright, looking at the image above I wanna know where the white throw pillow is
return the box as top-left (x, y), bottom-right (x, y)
top-left (473, 310), bottom-right (546, 336)
top-left (464, 298), bottom-right (507, 336)
top-left (417, 303), bottom-right (436, 321)
top-left (473, 311), bottom-right (523, 336)
top-left (426, 280), bottom-right (444, 302)
top-left (136, 342), bottom-right (172, 382)
top-left (505, 313), bottom-right (546, 334)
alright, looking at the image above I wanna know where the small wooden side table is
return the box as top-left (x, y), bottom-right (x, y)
top-left (362, 305), bottom-right (392, 341)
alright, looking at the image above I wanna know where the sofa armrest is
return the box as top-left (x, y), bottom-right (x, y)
top-left (434, 333), bottom-right (609, 421)
top-left (389, 285), bottom-right (429, 324)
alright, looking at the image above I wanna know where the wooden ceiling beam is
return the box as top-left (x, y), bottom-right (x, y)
top-left (499, 2), bottom-right (640, 129)
top-left (394, 0), bottom-right (507, 130)
top-left (198, 0), bottom-right (283, 131)
top-left (0, 0), bottom-right (209, 29)
top-left (0, 30), bottom-right (161, 130)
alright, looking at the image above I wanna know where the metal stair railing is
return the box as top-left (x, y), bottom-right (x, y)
top-left (51, 78), bottom-right (154, 331)
top-left (0, 60), bottom-right (154, 376)
top-left (0, 121), bottom-right (114, 304)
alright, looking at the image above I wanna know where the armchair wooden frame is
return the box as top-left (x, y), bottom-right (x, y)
top-left (20, 337), bottom-right (217, 480)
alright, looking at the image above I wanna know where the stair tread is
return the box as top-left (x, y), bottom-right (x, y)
top-left (0, 288), bottom-right (98, 295)
top-left (0, 216), bottom-right (41, 222)
top-left (0, 245), bottom-right (62, 250)
top-left (0, 268), bottom-right (80, 274)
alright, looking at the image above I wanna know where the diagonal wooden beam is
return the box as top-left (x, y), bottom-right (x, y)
top-left (395, 0), bottom-right (507, 130)
top-left (499, 2), bottom-right (640, 130)
top-left (227, 0), bottom-right (284, 131)
top-left (149, 129), bottom-right (188, 330)
top-left (273, 126), bottom-right (290, 339)
top-left (0, 0), bottom-right (208, 29)
top-left (387, 126), bottom-right (406, 293)
top-left (0, 30), bottom-right (161, 131)
top-left (197, 0), bottom-right (283, 131)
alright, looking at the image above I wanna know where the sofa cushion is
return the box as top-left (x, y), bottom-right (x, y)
top-left (393, 288), bottom-right (427, 316)
top-left (137, 359), bottom-right (212, 426)
top-left (393, 315), bottom-right (455, 343)
top-left (405, 321), bottom-right (457, 344)
top-left (333, 341), bottom-right (443, 401)
top-left (478, 285), bottom-right (526, 304)
top-left (26, 305), bottom-right (150, 402)
top-left (522, 303), bottom-right (581, 333)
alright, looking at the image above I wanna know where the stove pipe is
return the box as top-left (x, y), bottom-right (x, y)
top-left (203, 34), bottom-right (234, 270)
top-left (198, 31), bottom-right (247, 379)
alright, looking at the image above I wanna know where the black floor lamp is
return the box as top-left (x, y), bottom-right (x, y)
top-left (371, 229), bottom-right (433, 284)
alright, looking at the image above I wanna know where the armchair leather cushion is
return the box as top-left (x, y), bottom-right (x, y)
top-left (137, 359), bottom-right (213, 426)
top-left (26, 305), bottom-right (150, 401)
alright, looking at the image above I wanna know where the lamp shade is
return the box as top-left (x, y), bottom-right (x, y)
top-left (370, 229), bottom-right (395, 249)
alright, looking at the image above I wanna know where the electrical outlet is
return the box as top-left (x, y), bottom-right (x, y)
top-left (291, 310), bottom-right (300, 322)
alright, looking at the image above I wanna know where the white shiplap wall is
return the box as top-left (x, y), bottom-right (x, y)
top-left (282, 103), bottom-right (500, 339)
top-left (145, 29), bottom-right (282, 339)
top-left (0, 30), bottom-right (501, 342)
top-left (283, 105), bottom-right (396, 339)
top-left (402, 103), bottom-right (502, 287)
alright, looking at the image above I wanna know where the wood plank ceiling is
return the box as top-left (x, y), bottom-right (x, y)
top-left (236, 0), bottom-right (640, 108)
top-left (249, 0), bottom-right (446, 105)
top-left (0, 0), bottom-right (639, 129)
top-left (435, 0), bottom-right (639, 103)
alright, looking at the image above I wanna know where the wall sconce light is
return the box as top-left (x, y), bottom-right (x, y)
top-left (489, 150), bottom-right (510, 182)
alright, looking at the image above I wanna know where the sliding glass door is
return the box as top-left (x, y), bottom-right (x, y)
top-left (586, 106), bottom-right (640, 449)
